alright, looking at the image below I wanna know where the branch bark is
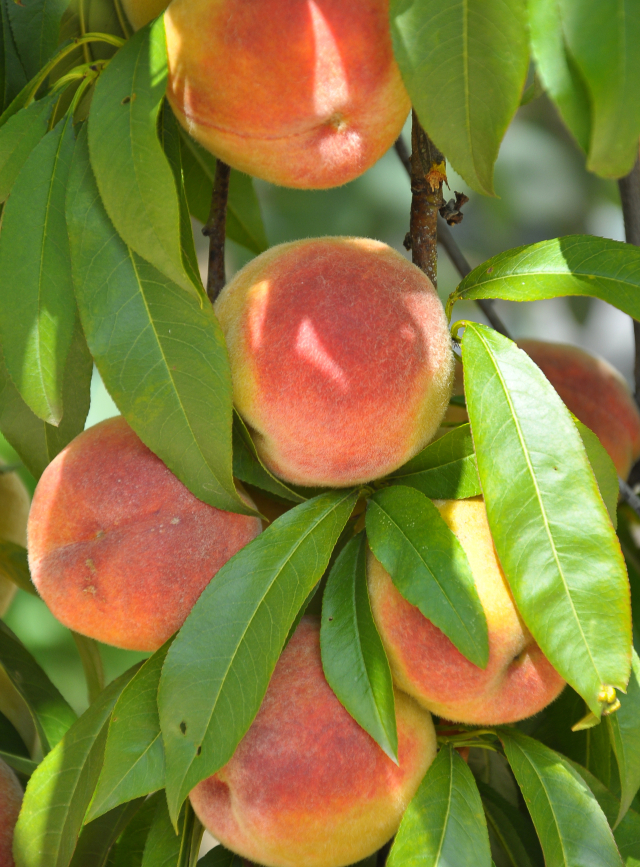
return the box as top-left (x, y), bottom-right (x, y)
top-left (618, 153), bottom-right (640, 400)
top-left (202, 158), bottom-right (231, 305)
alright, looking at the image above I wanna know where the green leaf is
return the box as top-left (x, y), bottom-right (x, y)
top-left (366, 486), bottom-right (489, 668)
top-left (0, 749), bottom-right (37, 776)
top-left (0, 620), bottom-right (76, 754)
top-left (0, 0), bottom-right (27, 113)
top-left (72, 634), bottom-right (105, 706)
top-left (559, 0), bottom-right (640, 178)
top-left (141, 797), bottom-right (195, 867)
top-left (232, 412), bottom-right (305, 504)
top-left (387, 744), bottom-right (491, 867)
top-left (575, 418), bottom-right (618, 527)
top-left (197, 847), bottom-right (243, 867)
top-left (7, 0), bottom-right (69, 80)
top-left (618, 513), bottom-right (640, 655)
top-left (88, 642), bottom-right (170, 822)
top-left (159, 489), bottom-right (358, 823)
top-left (608, 649), bottom-right (640, 826)
top-left (0, 113), bottom-right (77, 424)
top-left (461, 322), bottom-right (631, 715)
top-left (448, 236), bottom-right (640, 320)
top-left (70, 800), bottom-right (145, 867)
top-left (0, 93), bottom-right (57, 202)
top-left (13, 665), bottom-right (139, 867)
top-left (88, 19), bottom-right (198, 298)
top-left (527, 0), bottom-right (591, 152)
top-left (389, 0), bottom-right (528, 195)
top-left (387, 423), bottom-right (481, 499)
top-left (0, 541), bottom-right (37, 595)
top-left (0, 707), bottom-right (29, 757)
top-left (67, 124), bottom-right (249, 515)
top-left (500, 729), bottom-right (623, 867)
top-left (180, 130), bottom-right (268, 255)
top-left (107, 793), bottom-right (161, 867)
top-left (478, 780), bottom-right (543, 867)
top-left (320, 531), bottom-right (398, 762)
top-left (0, 317), bottom-right (92, 479)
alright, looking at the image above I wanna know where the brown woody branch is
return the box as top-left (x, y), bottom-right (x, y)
top-left (202, 158), bottom-right (231, 304)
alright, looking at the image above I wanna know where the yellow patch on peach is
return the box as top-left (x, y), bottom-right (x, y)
top-left (368, 498), bottom-right (565, 725)
top-left (165, 0), bottom-right (411, 188)
top-left (215, 237), bottom-right (454, 487)
top-left (190, 618), bottom-right (436, 867)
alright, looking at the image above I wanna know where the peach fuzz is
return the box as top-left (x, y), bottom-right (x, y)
top-left (215, 237), bottom-right (454, 487)
top-left (27, 417), bottom-right (261, 652)
top-left (0, 757), bottom-right (21, 867)
top-left (165, 0), bottom-right (411, 188)
top-left (190, 618), bottom-right (436, 867)
top-left (519, 339), bottom-right (640, 480)
top-left (368, 498), bottom-right (565, 725)
top-left (120, 0), bottom-right (169, 30)
top-left (0, 464), bottom-right (30, 616)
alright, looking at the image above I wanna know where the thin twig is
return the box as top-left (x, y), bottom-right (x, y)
top-left (202, 159), bottom-right (231, 304)
top-left (394, 135), bottom-right (511, 337)
top-left (618, 154), bottom-right (640, 401)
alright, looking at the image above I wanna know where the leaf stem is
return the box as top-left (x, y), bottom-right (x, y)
top-left (113, 0), bottom-right (132, 39)
top-left (618, 155), bottom-right (640, 401)
top-left (394, 134), bottom-right (511, 337)
top-left (202, 158), bottom-right (231, 304)
top-left (78, 0), bottom-right (92, 64)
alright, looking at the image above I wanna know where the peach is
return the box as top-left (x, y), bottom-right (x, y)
top-left (215, 238), bottom-right (454, 487)
top-left (120, 0), bottom-right (169, 30)
top-left (164, 0), bottom-right (411, 189)
top-left (0, 757), bottom-right (21, 867)
top-left (0, 464), bottom-right (30, 615)
top-left (367, 498), bottom-right (565, 725)
top-left (189, 618), bottom-right (436, 867)
top-left (519, 340), bottom-right (640, 480)
top-left (27, 417), bottom-right (262, 652)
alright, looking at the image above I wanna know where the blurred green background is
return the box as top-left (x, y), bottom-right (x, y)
top-left (0, 93), bottom-right (633, 714)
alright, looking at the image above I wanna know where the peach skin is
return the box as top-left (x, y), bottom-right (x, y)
top-left (189, 618), bottom-right (436, 867)
top-left (0, 757), bottom-right (21, 867)
top-left (27, 417), bottom-right (262, 651)
top-left (215, 237), bottom-right (454, 487)
top-left (165, 0), bottom-right (411, 188)
top-left (120, 0), bottom-right (169, 30)
top-left (368, 498), bottom-right (566, 725)
top-left (519, 339), bottom-right (640, 480)
top-left (0, 463), bottom-right (30, 615)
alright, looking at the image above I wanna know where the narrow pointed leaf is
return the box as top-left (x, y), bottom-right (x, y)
top-left (0, 0), bottom-right (27, 113)
top-left (180, 131), bottom-right (268, 254)
top-left (448, 236), bottom-right (640, 319)
top-left (0, 114), bottom-right (77, 424)
top-left (0, 750), bottom-right (37, 776)
top-left (197, 847), bottom-right (244, 867)
top-left (0, 93), bottom-right (57, 202)
top-left (89, 642), bottom-right (170, 821)
top-left (67, 125), bottom-right (249, 515)
top-left (72, 634), bottom-right (105, 705)
top-left (0, 318), bottom-right (92, 479)
top-left (7, 0), bottom-right (69, 80)
top-left (159, 489), bottom-right (358, 823)
top-left (388, 423), bottom-right (481, 499)
top-left (108, 793), bottom-right (161, 867)
top-left (389, 0), bottom-right (528, 195)
top-left (527, 0), bottom-right (591, 151)
top-left (461, 323), bottom-right (630, 714)
top-left (142, 797), bottom-right (191, 867)
top-left (500, 729), bottom-right (623, 867)
top-left (13, 666), bottom-right (139, 867)
top-left (0, 620), bottom-right (76, 753)
top-left (387, 744), bottom-right (491, 867)
top-left (0, 707), bottom-right (29, 757)
top-left (88, 19), bottom-right (198, 298)
top-left (559, 0), bottom-right (640, 178)
top-left (232, 413), bottom-right (305, 504)
top-left (478, 780), bottom-right (543, 867)
top-left (366, 486), bottom-right (488, 668)
top-left (608, 650), bottom-right (640, 826)
top-left (69, 800), bottom-right (145, 867)
top-left (0, 541), bottom-right (36, 595)
top-left (575, 419), bottom-right (618, 527)
top-left (321, 532), bottom-right (398, 762)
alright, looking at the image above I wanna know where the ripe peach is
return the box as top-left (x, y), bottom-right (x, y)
top-left (519, 340), bottom-right (640, 479)
top-left (0, 757), bottom-right (21, 866)
top-left (0, 464), bottom-right (30, 615)
top-left (215, 237), bottom-right (454, 487)
top-left (164, 0), bottom-right (411, 189)
top-left (27, 417), bottom-right (262, 652)
top-left (120, 0), bottom-right (169, 30)
top-left (190, 618), bottom-right (436, 867)
top-left (367, 498), bottom-right (565, 725)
